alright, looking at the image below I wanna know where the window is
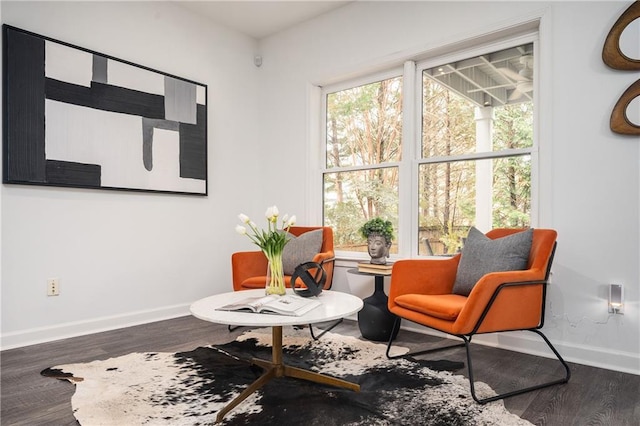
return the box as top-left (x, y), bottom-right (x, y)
top-left (419, 43), bottom-right (534, 255)
top-left (322, 40), bottom-right (536, 258)
top-left (323, 74), bottom-right (402, 255)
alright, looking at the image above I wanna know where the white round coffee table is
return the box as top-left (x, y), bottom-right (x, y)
top-left (190, 289), bottom-right (363, 422)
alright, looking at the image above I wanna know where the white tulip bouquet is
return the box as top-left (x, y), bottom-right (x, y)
top-left (236, 206), bottom-right (296, 295)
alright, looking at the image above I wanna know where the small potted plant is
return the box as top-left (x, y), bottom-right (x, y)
top-left (359, 218), bottom-right (394, 265)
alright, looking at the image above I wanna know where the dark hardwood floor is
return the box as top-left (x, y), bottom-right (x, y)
top-left (1, 316), bottom-right (638, 425)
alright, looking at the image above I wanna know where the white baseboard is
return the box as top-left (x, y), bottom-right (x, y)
top-left (400, 323), bottom-right (640, 376)
top-left (4, 306), bottom-right (638, 376)
top-left (1, 304), bottom-right (191, 351)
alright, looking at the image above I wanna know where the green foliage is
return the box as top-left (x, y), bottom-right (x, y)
top-left (324, 200), bottom-right (363, 246)
top-left (491, 105), bottom-right (532, 229)
top-left (417, 78), bottom-right (532, 254)
top-left (359, 217), bottom-right (395, 242)
top-left (324, 77), bottom-right (401, 250)
top-left (326, 61), bottom-right (532, 254)
top-left (439, 226), bottom-right (468, 253)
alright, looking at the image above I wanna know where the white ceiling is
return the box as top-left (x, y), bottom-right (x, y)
top-left (174, 1), bottom-right (534, 106)
top-left (175, 1), bottom-right (353, 39)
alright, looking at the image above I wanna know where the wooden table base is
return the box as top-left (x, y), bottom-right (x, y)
top-left (216, 326), bottom-right (360, 422)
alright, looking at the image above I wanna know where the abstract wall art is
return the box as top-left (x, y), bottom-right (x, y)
top-left (2, 25), bottom-right (208, 195)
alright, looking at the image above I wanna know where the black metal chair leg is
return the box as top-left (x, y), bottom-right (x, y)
top-left (385, 317), bottom-right (401, 357)
top-left (384, 317), bottom-right (570, 403)
top-left (309, 318), bottom-right (343, 340)
top-left (465, 329), bottom-right (571, 404)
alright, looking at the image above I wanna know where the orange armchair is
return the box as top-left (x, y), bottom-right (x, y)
top-left (231, 226), bottom-right (335, 291)
top-left (231, 226), bottom-right (338, 339)
top-left (386, 228), bottom-right (570, 404)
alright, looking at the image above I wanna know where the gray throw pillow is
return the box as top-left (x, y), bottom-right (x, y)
top-left (282, 229), bottom-right (323, 275)
top-left (452, 227), bottom-right (533, 296)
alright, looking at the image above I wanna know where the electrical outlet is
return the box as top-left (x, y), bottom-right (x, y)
top-left (47, 278), bottom-right (60, 296)
top-left (608, 283), bottom-right (623, 314)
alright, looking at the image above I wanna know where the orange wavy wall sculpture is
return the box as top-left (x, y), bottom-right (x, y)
top-left (602, 1), bottom-right (640, 135)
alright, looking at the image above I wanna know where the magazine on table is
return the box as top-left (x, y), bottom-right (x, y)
top-left (217, 294), bottom-right (321, 317)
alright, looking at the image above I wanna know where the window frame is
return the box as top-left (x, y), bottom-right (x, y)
top-left (319, 31), bottom-right (540, 261)
top-left (320, 67), bottom-right (404, 259)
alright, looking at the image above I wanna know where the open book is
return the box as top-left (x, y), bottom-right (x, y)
top-left (217, 294), bottom-right (321, 317)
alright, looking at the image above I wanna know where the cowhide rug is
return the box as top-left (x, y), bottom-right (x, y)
top-left (42, 328), bottom-right (532, 425)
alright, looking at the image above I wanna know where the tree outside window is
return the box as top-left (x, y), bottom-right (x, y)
top-left (324, 77), bottom-right (402, 253)
top-left (419, 44), bottom-right (534, 255)
top-left (322, 41), bottom-right (535, 257)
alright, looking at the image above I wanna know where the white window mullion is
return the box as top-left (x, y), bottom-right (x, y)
top-left (399, 60), bottom-right (416, 259)
top-left (530, 38), bottom-right (541, 227)
top-left (474, 106), bottom-right (494, 232)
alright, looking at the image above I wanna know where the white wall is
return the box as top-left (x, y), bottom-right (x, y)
top-left (1, 1), bottom-right (638, 375)
top-left (256, 1), bottom-right (639, 374)
top-left (0, 1), bottom-right (266, 347)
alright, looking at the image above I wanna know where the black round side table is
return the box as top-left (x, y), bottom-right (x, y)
top-left (348, 268), bottom-right (400, 342)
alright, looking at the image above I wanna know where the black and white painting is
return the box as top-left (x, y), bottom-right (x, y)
top-left (3, 25), bottom-right (208, 195)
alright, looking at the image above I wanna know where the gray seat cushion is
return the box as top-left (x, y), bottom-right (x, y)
top-left (452, 227), bottom-right (533, 296)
